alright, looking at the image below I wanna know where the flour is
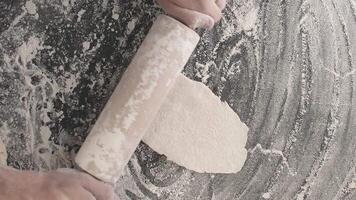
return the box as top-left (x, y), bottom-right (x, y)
top-left (111, 4), bottom-right (120, 20)
top-left (262, 192), bottom-right (271, 199)
top-left (82, 41), bottom-right (90, 51)
top-left (143, 75), bottom-right (248, 173)
top-left (241, 6), bottom-right (258, 33)
top-left (16, 36), bottom-right (41, 68)
top-left (349, 180), bottom-right (356, 189)
top-left (101, 0), bottom-right (109, 9)
top-left (77, 9), bottom-right (86, 22)
top-left (112, 14), bottom-right (120, 20)
top-left (122, 111), bottom-right (138, 130)
top-left (0, 138), bottom-right (7, 166)
top-left (62, 0), bottom-right (69, 7)
top-left (63, 73), bottom-right (78, 93)
top-left (233, 1), bottom-right (258, 36)
top-left (195, 61), bottom-right (214, 84)
top-left (0, 122), bottom-right (10, 166)
top-left (25, 1), bottom-right (37, 15)
top-left (126, 19), bottom-right (137, 34)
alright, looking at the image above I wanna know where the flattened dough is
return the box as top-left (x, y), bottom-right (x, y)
top-left (143, 75), bottom-right (248, 173)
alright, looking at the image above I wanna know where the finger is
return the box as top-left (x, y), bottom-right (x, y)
top-left (215, 0), bottom-right (227, 10)
top-left (78, 191), bottom-right (97, 200)
top-left (55, 168), bottom-right (77, 174)
top-left (61, 186), bottom-right (97, 200)
top-left (171, 0), bottom-right (223, 22)
top-left (55, 168), bottom-right (115, 200)
top-left (157, 0), bottom-right (214, 29)
top-left (77, 173), bottom-right (115, 200)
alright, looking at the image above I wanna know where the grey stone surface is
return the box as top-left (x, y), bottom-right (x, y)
top-left (0, 0), bottom-right (356, 199)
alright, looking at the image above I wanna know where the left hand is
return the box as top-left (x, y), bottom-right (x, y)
top-left (0, 167), bottom-right (116, 200)
top-left (157, 0), bottom-right (227, 29)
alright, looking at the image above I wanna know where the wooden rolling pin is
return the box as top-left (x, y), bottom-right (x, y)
top-left (75, 15), bottom-right (200, 183)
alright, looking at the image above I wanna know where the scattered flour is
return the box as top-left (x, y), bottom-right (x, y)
top-left (241, 6), bottom-right (258, 32)
top-left (0, 123), bottom-right (11, 166)
top-left (195, 61), bottom-right (215, 84)
top-left (102, 0), bottom-right (109, 9)
top-left (122, 111), bottom-right (138, 130)
top-left (82, 41), bottom-right (90, 52)
top-left (262, 192), bottom-right (271, 199)
top-left (111, 4), bottom-right (120, 20)
top-left (3, 54), bottom-right (11, 66)
top-left (63, 73), bottom-right (79, 93)
top-left (233, 1), bottom-right (259, 36)
top-left (126, 19), bottom-right (137, 34)
top-left (227, 61), bottom-right (241, 77)
top-left (62, 0), bottom-right (69, 7)
top-left (16, 36), bottom-right (42, 67)
top-left (25, 0), bottom-right (37, 15)
top-left (112, 14), bottom-right (120, 20)
top-left (349, 180), bottom-right (356, 189)
top-left (77, 9), bottom-right (86, 22)
top-left (0, 138), bottom-right (7, 166)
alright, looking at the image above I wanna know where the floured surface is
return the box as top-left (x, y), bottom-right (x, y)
top-left (0, 139), bottom-right (7, 166)
top-left (1, 0), bottom-right (356, 199)
top-left (143, 75), bottom-right (248, 173)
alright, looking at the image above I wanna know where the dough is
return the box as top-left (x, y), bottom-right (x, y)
top-left (143, 75), bottom-right (248, 173)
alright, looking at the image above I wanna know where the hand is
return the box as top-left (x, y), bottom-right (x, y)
top-left (0, 167), bottom-right (116, 200)
top-left (157, 0), bottom-right (227, 29)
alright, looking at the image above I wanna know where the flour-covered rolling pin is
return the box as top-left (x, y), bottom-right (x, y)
top-left (75, 15), bottom-right (200, 183)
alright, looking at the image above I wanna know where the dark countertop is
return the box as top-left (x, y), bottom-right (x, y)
top-left (0, 0), bottom-right (355, 199)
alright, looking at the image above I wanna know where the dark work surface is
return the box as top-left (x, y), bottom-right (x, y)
top-left (0, 0), bottom-right (356, 199)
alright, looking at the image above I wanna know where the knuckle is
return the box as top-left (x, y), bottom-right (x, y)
top-left (102, 184), bottom-right (115, 199)
top-left (214, 12), bottom-right (223, 22)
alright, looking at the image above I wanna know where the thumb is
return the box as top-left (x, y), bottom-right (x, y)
top-left (56, 168), bottom-right (116, 200)
top-left (157, 0), bottom-right (215, 29)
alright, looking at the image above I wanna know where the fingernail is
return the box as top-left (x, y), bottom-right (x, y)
top-left (191, 15), bottom-right (214, 29)
top-left (216, 0), bottom-right (227, 10)
top-left (204, 17), bottom-right (215, 29)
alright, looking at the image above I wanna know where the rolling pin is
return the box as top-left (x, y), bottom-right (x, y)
top-left (75, 15), bottom-right (200, 183)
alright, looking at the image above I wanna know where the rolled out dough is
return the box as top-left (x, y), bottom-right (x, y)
top-left (143, 75), bottom-right (248, 173)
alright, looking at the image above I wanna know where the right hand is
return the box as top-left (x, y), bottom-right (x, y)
top-left (0, 167), bottom-right (116, 200)
top-left (157, 0), bottom-right (227, 29)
